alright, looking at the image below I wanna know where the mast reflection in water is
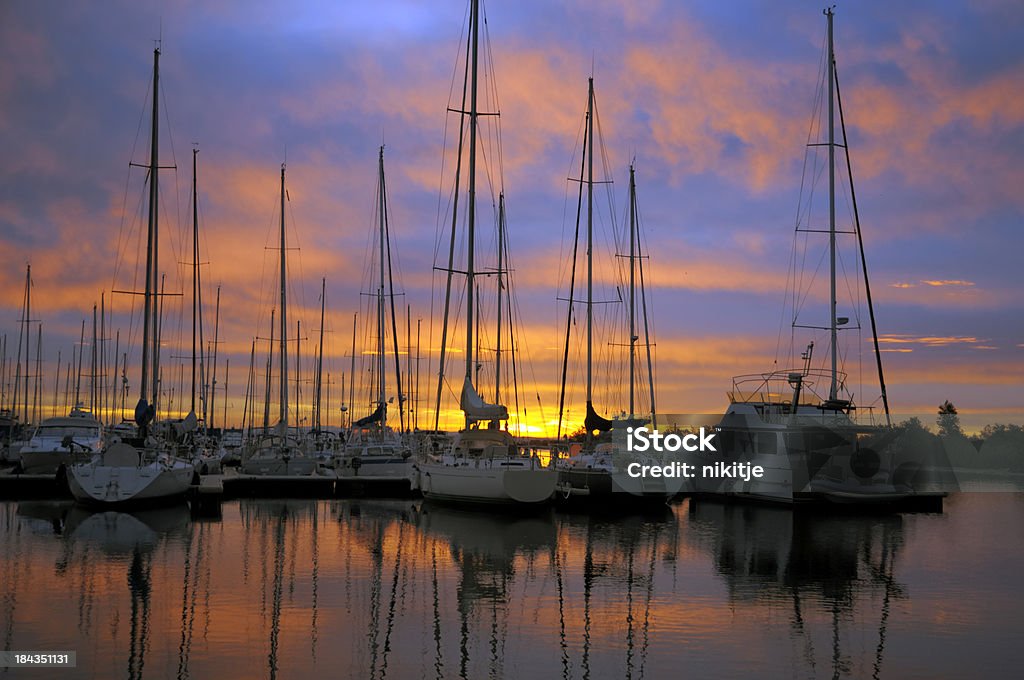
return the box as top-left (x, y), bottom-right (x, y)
top-left (1, 495), bottom-right (1023, 678)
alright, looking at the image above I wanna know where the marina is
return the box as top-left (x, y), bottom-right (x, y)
top-left (1, 0), bottom-right (1023, 677)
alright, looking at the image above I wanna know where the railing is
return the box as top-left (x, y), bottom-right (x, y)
top-left (728, 368), bottom-right (885, 428)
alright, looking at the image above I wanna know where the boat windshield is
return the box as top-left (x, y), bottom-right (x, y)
top-left (35, 425), bottom-right (100, 439)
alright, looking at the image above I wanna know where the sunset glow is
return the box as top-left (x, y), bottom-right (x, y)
top-left (1, 0), bottom-right (1022, 436)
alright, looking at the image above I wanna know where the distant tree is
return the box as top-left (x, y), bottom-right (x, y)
top-left (899, 416), bottom-right (928, 432)
top-left (937, 400), bottom-right (963, 437)
top-left (980, 423), bottom-right (1024, 439)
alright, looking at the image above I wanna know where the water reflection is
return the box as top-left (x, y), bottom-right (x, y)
top-left (0, 496), bottom-right (1021, 678)
top-left (686, 499), bottom-right (905, 679)
top-left (412, 504), bottom-right (558, 680)
top-left (555, 507), bottom-right (678, 680)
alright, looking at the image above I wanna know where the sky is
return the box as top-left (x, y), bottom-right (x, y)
top-left (1, 0), bottom-right (1022, 435)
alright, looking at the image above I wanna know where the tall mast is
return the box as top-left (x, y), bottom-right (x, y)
top-left (191, 148), bottom-right (198, 413)
top-left (14, 264), bottom-right (31, 424)
top-left (315, 278), bottom-right (325, 432)
top-left (223, 359), bottom-right (229, 430)
top-left (25, 266), bottom-right (32, 424)
top-left (91, 304), bottom-right (98, 413)
top-left (100, 293), bottom-right (106, 419)
top-left (210, 286), bottom-right (220, 431)
top-left (263, 308), bottom-right (274, 433)
top-left (245, 339), bottom-right (256, 437)
top-left (628, 164), bottom-right (637, 418)
top-left (415, 319), bottom-right (421, 431)
top-left (406, 305), bottom-right (412, 433)
top-left (33, 323), bottom-right (41, 424)
top-left (111, 331), bottom-right (120, 422)
top-left (140, 47), bottom-right (160, 417)
top-left (585, 77), bottom-right (595, 439)
top-left (279, 165), bottom-right (289, 429)
top-left (190, 147), bottom-right (206, 417)
top-left (377, 147), bottom-right (387, 430)
top-left (495, 193), bottom-right (505, 406)
top-left (74, 320), bottom-right (85, 408)
top-left (52, 350), bottom-right (61, 419)
top-left (827, 7), bottom-right (838, 402)
top-left (464, 0), bottom-right (480, 417)
top-left (348, 313), bottom-right (357, 430)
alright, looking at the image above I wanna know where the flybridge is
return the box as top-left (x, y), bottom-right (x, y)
top-left (626, 426), bottom-right (717, 453)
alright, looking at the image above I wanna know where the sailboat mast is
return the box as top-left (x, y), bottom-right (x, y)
top-left (223, 359), bottom-right (229, 430)
top-left (52, 350), bottom-right (60, 419)
top-left (415, 319), bottom-right (421, 432)
top-left (465, 0), bottom-right (480, 410)
top-left (827, 8), bottom-right (838, 402)
top-left (628, 164), bottom-right (636, 418)
top-left (315, 278), bottom-right (325, 432)
top-left (496, 193), bottom-right (504, 407)
top-left (91, 304), bottom-right (97, 412)
top-left (406, 305), bottom-right (412, 433)
top-left (279, 165), bottom-right (289, 429)
top-left (100, 293), bottom-right (106, 419)
top-left (348, 313), bottom-right (356, 429)
top-left (111, 331), bottom-right (120, 422)
top-left (33, 323), bottom-right (41, 424)
top-left (263, 308), bottom-right (274, 433)
top-left (74, 320), bottom-right (84, 408)
top-left (22, 265), bottom-right (32, 424)
top-left (191, 148), bottom-right (199, 414)
top-left (586, 77), bottom-right (595, 430)
top-left (210, 286), bottom-right (220, 431)
top-left (141, 47), bottom-right (160, 413)
top-left (377, 147), bottom-right (387, 430)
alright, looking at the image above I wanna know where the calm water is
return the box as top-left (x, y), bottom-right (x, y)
top-left (1, 494), bottom-right (1022, 679)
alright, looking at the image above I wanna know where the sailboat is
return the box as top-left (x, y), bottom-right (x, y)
top-left (555, 79), bottom-right (674, 506)
top-left (415, 0), bottom-right (557, 506)
top-left (67, 46), bottom-right (196, 506)
top-left (2, 265), bottom-right (34, 465)
top-left (240, 164), bottom-right (320, 478)
top-left (333, 147), bottom-right (414, 491)
top-left (687, 9), bottom-right (952, 506)
top-left (180, 147), bottom-right (221, 476)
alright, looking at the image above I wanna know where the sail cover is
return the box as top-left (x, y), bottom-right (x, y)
top-left (460, 377), bottom-right (508, 423)
top-left (585, 401), bottom-right (613, 433)
top-left (171, 410), bottom-right (199, 439)
top-left (354, 402), bottom-right (386, 427)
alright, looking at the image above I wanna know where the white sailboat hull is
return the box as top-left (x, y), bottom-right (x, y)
top-left (68, 457), bottom-right (194, 506)
top-left (418, 461), bottom-right (557, 505)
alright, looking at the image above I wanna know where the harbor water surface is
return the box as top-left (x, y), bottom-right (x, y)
top-left (1, 493), bottom-right (1022, 679)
